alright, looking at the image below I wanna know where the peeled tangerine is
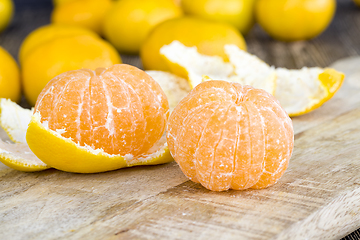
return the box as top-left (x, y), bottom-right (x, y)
top-left (17, 64), bottom-right (172, 173)
top-left (167, 80), bottom-right (294, 191)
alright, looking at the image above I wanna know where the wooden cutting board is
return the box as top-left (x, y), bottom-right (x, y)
top-left (1, 57), bottom-right (360, 240)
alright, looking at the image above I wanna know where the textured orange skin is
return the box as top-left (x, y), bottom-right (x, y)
top-left (35, 64), bottom-right (169, 156)
top-left (167, 80), bottom-right (294, 191)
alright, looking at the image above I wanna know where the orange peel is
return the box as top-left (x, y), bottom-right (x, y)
top-left (0, 98), bottom-right (173, 173)
top-left (160, 41), bottom-right (344, 116)
top-left (0, 98), bottom-right (49, 171)
top-left (26, 113), bottom-right (172, 173)
top-left (146, 70), bottom-right (191, 111)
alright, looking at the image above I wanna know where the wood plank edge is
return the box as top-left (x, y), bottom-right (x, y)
top-left (274, 187), bottom-right (360, 240)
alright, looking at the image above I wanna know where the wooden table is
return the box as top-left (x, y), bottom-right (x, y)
top-left (1, 0), bottom-right (360, 239)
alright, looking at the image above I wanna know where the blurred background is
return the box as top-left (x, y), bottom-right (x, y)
top-left (0, 0), bottom-right (360, 238)
top-left (1, 0), bottom-right (360, 107)
top-left (1, 0), bottom-right (359, 66)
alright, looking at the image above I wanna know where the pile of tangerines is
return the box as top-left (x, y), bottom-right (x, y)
top-left (0, 0), bottom-right (344, 105)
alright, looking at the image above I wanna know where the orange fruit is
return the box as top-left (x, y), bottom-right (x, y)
top-left (18, 24), bottom-right (99, 64)
top-left (166, 80), bottom-right (294, 191)
top-left (103, 0), bottom-right (182, 54)
top-left (354, 0), bottom-right (360, 7)
top-left (51, 0), bottom-right (113, 35)
top-left (0, 0), bottom-right (13, 33)
top-left (255, 0), bottom-right (336, 41)
top-left (22, 35), bottom-right (121, 106)
top-left (0, 46), bottom-right (20, 103)
top-left (181, 0), bottom-right (256, 35)
top-left (34, 64), bottom-right (169, 156)
top-left (140, 16), bottom-right (246, 71)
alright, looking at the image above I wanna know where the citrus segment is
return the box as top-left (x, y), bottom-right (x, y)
top-left (167, 80), bottom-right (294, 191)
top-left (0, 98), bottom-right (32, 143)
top-left (27, 113), bottom-right (128, 173)
top-left (0, 47), bottom-right (20, 103)
top-left (140, 16), bottom-right (246, 71)
top-left (229, 101), bottom-right (265, 190)
top-left (145, 70), bottom-right (191, 111)
top-left (19, 24), bottom-right (99, 64)
top-left (52, 0), bottom-right (76, 6)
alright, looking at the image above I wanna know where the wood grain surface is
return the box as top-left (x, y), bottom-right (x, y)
top-left (1, 58), bottom-right (359, 240)
top-left (1, 0), bottom-right (360, 239)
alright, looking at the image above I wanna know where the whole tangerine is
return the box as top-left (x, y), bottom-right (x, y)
top-left (0, 0), bottom-right (13, 33)
top-left (166, 80), bottom-right (294, 191)
top-left (0, 46), bottom-right (20, 103)
top-left (255, 0), bottom-right (336, 41)
top-left (51, 0), bottom-right (113, 35)
top-left (18, 24), bottom-right (99, 65)
top-left (22, 34), bottom-right (121, 106)
top-left (103, 0), bottom-right (182, 54)
top-left (181, 0), bottom-right (256, 35)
